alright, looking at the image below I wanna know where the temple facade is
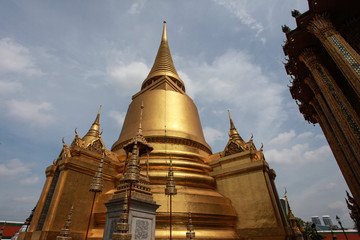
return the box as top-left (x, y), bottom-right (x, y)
top-left (282, 0), bottom-right (360, 228)
top-left (20, 22), bottom-right (293, 240)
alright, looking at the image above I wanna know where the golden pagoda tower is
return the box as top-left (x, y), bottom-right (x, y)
top-left (20, 21), bottom-right (291, 240)
top-left (112, 21), bottom-right (238, 239)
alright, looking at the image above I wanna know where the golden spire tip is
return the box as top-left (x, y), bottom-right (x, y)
top-left (162, 20), bottom-right (167, 42)
top-left (228, 110), bottom-right (235, 129)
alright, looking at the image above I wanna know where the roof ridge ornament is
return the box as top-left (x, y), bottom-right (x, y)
top-left (83, 105), bottom-right (102, 146)
top-left (223, 110), bottom-right (246, 156)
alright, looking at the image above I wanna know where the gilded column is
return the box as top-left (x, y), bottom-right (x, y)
top-left (308, 13), bottom-right (360, 98)
top-left (299, 48), bottom-right (360, 161)
top-left (304, 76), bottom-right (360, 201)
top-left (307, 13), bottom-right (360, 99)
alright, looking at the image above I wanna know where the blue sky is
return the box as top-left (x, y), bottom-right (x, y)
top-left (0, 0), bottom-right (353, 227)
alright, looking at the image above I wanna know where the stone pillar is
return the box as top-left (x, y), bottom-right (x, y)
top-left (308, 13), bottom-right (360, 98)
top-left (305, 76), bottom-right (360, 201)
top-left (103, 196), bottom-right (159, 240)
top-left (299, 48), bottom-right (360, 161)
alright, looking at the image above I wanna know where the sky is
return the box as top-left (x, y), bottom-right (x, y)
top-left (0, 0), bottom-right (354, 228)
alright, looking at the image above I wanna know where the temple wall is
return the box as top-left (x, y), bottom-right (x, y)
top-left (209, 151), bottom-right (290, 240)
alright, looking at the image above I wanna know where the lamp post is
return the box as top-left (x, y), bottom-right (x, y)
top-left (336, 215), bottom-right (348, 240)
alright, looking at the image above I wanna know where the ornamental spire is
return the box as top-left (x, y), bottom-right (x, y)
top-left (83, 106), bottom-right (101, 145)
top-left (56, 206), bottom-right (73, 240)
top-left (89, 152), bottom-right (104, 193)
top-left (165, 157), bottom-right (177, 196)
top-left (112, 191), bottom-right (131, 240)
top-left (228, 110), bottom-right (244, 142)
top-left (141, 21), bottom-right (185, 91)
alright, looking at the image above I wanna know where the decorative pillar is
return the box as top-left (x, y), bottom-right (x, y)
top-left (165, 158), bottom-right (177, 240)
top-left (308, 13), bottom-right (360, 98)
top-left (299, 48), bottom-right (360, 161)
top-left (85, 151), bottom-right (104, 240)
top-left (305, 76), bottom-right (360, 201)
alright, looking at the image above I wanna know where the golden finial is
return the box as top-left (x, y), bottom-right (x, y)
top-left (74, 128), bottom-right (79, 138)
top-left (228, 110), bottom-right (236, 130)
top-left (165, 157), bottom-right (177, 196)
top-left (83, 106), bottom-right (102, 145)
top-left (95, 105), bottom-right (101, 124)
top-left (56, 206), bottom-right (73, 240)
top-left (89, 154), bottom-right (104, 193)
top-left (162, 20), bottom-right (167, 42)
top-left (227, 110), bottom-right (243, 141)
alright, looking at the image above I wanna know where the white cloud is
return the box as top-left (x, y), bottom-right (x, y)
top-left (128, 0), bottom-right (147, 14)
top-left (109, 110), bottom-right (126, 127)
top-left (326, 182), bottom-right (338, 190)
top-left (0, 38), bottom-right (43, 76)
top-left (6, 100), bottom-right (55, 126)
top-left (213, 0), bottom-right (264, 36)
top-left (107, 61), bottom-right (149, 95)
top-left (268, 130), bottom-right (296, 147)
top-left (298, 131), bottom-right (314, 139)
top-left (180, 50), bottom-right (286, 139)
top-left (265, 144), bottom-right (332, 165)
top-left (13, 196), bottom-right (37, 203)
top-left (0, 80), bottom-right (22, 95)
top-left (0, 159), bottom-right (32, 176)
top-left (203, 126), bottom-right (225, 144)
top-left (19, 175), bottom-right (40, 186)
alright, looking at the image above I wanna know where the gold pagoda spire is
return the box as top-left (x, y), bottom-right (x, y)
top-left (89, 152), bottom-right (104, 193)
top-left (223, 110), bottom-right (246, 156)
top-left (141, 21), bottom-right (184, 91)
top-left (83, 106), bottom-right (101, 145)
top-left (228, 110), bottom-right (244, 142)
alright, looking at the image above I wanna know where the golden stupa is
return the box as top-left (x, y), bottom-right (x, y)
top-left (19, 22), bottom-right (293, 240)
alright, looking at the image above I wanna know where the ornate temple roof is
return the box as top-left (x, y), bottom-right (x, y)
top-left (141, 21), bottom-right (185, 92)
